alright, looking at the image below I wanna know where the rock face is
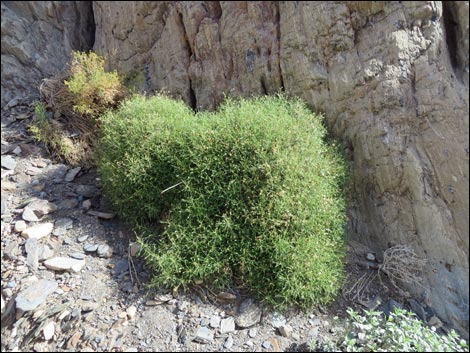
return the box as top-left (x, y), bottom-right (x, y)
top-left (1, 0), bottom-right (468, 336)
top-left (0, 1), bottom-right (94, 106)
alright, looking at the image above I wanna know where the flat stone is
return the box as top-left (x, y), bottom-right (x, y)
top-left (69, 252), bottom-right (86, 260)
top-left (22, 207), bottom-right (39, 222)
top-left (262, 341), bottom-right (272, 349)
top-left (236, 299), bottom-right (262, 328)
top-left (14, 220), bottom-right (27, 232)
top-left (279, 324), bottom-right (293, 338)
top-left (22, 223), bottom-right (54, 239)
top-left (83, 242), bottom-right (98, 252)
top-left (409, 299), bottom-right (427, 321)
top-left (1, 181), bottom-right (16, 191)
top-left (43, 321), bottom-right (55, 340)
top-left (15, 279), bottom-right (58, 311)
top-left (7, 98), bottom-right (20, 108)
top-left (12, 146), bottom-right (22, 155)
top-left (38, 245), bottom-right (54, 261)
top-left (1, 155), bottom-right (16, 170)
top-left (224, 334), bottom-right (234, 349)
top-left (126, 305), bottom-right (137, 320)
top-left (428, 315), bottom-right (443, 328)
top-left (44, 257), bottom-right (85, 273)
top-left (111, 259), bottom-right (129, 276)
top-left (97, 244), bottom-right (113, 258)
top-left (82, 199), bottom-right (92, 210)
top-left (26, 166), bottom-right (42, 176)
top-left (1, 199), bottom-right (7, 215)
top-left (220, 317), bottom-right (235, 333)
top-left (25, 238), bottom-right (39, 270)
top-left (209, 315), bottom-right (221, 328)
top-left (27, 200), bottom-right (57, 216)
top-left (366, 252), bottom-right (376, 261)
top-left (77, 235), bottom-right (89, 243)
top-left (194, 327), bottom-right (214, 343)
top-left (64, 167), bottom-right (81, 182)
top-left (88, 210), bottom-right (115, 219)
top-left (129, 242), bottom-right (141, 257)
top-left (248, 328), bottom-right (257, 338)
top-left (58, 199), bottom-right (78, 210)
top-left (271, 312), bottom-right (287, 328)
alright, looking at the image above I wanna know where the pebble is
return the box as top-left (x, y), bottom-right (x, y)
top-left (194, 327), bottom-right (214, 343)
top-left (224, 334), bottom-right (234, 349)
top-left (82, 302), bottom-right (100, 312)
top-left (77, 235), bottom-right (89, 243)
top-left (279, 324), bottom-right (293, 338)
top-left (7, 97), bottom-right (19, 108)
top-left (55, 217), bottom-right (73, 229)
top-left (88, 210), bottom-right (115, 219)
top-left (235, 299), bottom-right (262, 328)
top-left (83, 243), bottom-right (99, 252)
top-left (12, 146), bottom-right (21, 155)
top-left (43, 321), bottom-right (55, 340)
top-left (22, 207), bottom-right (39, 222)
top-left (44, 257), bottom-right (85, 273)
top-left (209, 315), bottom-right (221, 328)
top-left (248, 328), bottom-right (257, 338)
top-left (64, 167), bottom-right (81, 182)
top-left (25, 238), bottom-right (39, 270)
top-left (38, 245), bottom-right (55, 261)
top-left (366, 253), bottom-right (376, 261)
top-left (271, 312), bottom-right (287, 328)
top-left (82, 199), bottom-right (92, 210)
top-left (97, 244), bottom-right (113, 258)
top-left (15, 279), bottom-right (58, 311)
top-left (69, 252), bottom-right (86, 260)
top-left (1, 155), bottom-right (16, 170)
top-left (126, 306), bottom-right (137, 320)
top-left (76, 185), bottom-right (99, 198)
top-left (428, 315), bottom-right (443, 328)
top-left (58, 199), bottom-right (78, 210)
top-left (262, 341), bottom-right (272, 349)
top-left (22, 222), bottom-right (54, 239)
top-left (26, 166), bottom-right (42, 176)
top-left (14, 220), bottom-right (27, 232)
top-left (220, 317), bottom-right (235, 333)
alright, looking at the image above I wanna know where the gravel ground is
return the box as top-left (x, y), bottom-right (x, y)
top-left (1, 98), bottom-right (445, 352)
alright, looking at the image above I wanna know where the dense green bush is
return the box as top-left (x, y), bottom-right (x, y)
top-left (98, 94), bottom-right (349, 308)
top-left (321, 308), bottom-right (468, 352)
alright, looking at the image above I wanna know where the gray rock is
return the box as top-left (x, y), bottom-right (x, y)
top-left (271, 312), bottom-right (287, 328)
top-left (83, 242), bottom-right (98, 252)
top-left (58, 199), bottom-right (78, 210)
top-left (111, 258), bottom-right (129, 276)
top-left (77, 235), bottom-right (89, 243)
top-left (4, 241), bottom-right (20, 259)
top-left (44, 257), bottom-right (85, 273)
top-left (279, 324), bottom-right (293, 338)
top-left (248, 328), bottom-right (257, 338)
top-left (27, 199), bottom-right (57, 216)
top-left (22, 223), bottom-right (54, 239)
top-left (409, 299), bottom-right (427, 321)
top-left (262, 341), bottom-right (272, 349)
top-left (55, 217), bottom-right (73, 229)
top-left (7, 98), bottom-right (19, 108)
top-left (194, 327), bottom-right (214, 343)
top-left (25, 238), bottom-right (39, 270)
top-left (236, 299), bottom-right (262, 328)
top-left (220, 317), bottom-right (235, 333)
top-left (38, 245), bottom-right (54, 261)
top-left (26, 166), bottom-right (42, 176)
top-left (1, 155), bottom-right (16, 170)
top-left (64, 167), bottom-right (81, 182)
top-left (12, 146), bottom-right (22, 155)
top-left (14, 220), bottom-right (27, 232)
top-left (53, 227), bottom-right (67, 236)
top-left (88, 210), bottom-right (115, 219)
top-left (15, 279), bottom-right (58, 311)
top-left (224, 334), bottom-right (234, 349)
top-left (428, 315), bottom-right (443, 328)
top-left (382, 299), bottom-right (403, 317)
top-left (82, 199), bottom-right (92, 210)
top-left (97, 244), bottom-right (113, 258)
top-left (1, 199), bottom-right (7, 215)
top-left (69, 252), bottom-right (86, 260)
top-left (22, 207), bottom-right (39, 222)
top-left (366, 253), bottom-right (376, 261)
top-left (76, 185), bottom-right (99, 198)
top-left (209, 315), bottom-right (221, 328)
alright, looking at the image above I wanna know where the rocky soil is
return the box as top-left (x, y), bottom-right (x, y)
top-left (0, 98), bottom-right (456, 352)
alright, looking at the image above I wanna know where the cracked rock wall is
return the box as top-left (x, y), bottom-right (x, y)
top-left (1, 1), bottom-right (94, 106)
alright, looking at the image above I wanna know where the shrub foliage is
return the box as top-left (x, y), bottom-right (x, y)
top-left (321, 308), bottom-right (468, 352)
top-left (98, 94), bottom-right (349, 308)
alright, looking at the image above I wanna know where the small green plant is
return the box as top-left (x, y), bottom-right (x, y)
top-left (29, 101), bottom-right (86, 165)
top-left (98, 94), bottom-right (349, 308)
top-left (64, 51), bottom-right (125, 118)
top-left (321, 307), bottom-right (468, 352)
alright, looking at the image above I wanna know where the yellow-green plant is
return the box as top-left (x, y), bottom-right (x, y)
top-left (64, 51), bottom-right (124, 118)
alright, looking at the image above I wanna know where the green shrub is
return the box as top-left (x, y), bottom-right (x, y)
top-left (64, 51), bottom-right (125, 118)
top-left (98, 94), bottom-right (349, 308)
top-left (321, 308), bottom-right (468, 352)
